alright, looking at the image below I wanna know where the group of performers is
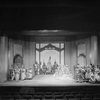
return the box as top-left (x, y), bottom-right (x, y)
top-left (9, 56), bottom-right (58, 81)
top-left (34, 60), bottom-right (58, 75)
top-left (34, 56), bottom-right (59, 75)
top-left (53, 65), bottom-right (73, 80)
top-left (9, 64), bottom-right (33, 81)
top-left (9, 54), bottom-right (33, 81)
top-left (10, 54), bottom-right (100, 83)
top-left (75, 64), bottom-right (100, 83)
top-left (34, 56), bottom-right (73, 80)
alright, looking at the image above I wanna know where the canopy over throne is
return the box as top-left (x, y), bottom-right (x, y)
top-left (13, 54), bottom-right (23, 68)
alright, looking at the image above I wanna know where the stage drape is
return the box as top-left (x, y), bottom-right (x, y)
top-left (0, 36), bottom-right (8, 82)
top-left (64, 36), bottom-right (98, 76)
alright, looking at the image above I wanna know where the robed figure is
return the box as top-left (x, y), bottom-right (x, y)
top-left (52, 61), bottom-right (58, 74)
top-left (47, 56), bottom-right (52, 72)
top-left (42, 61), bottom-right (47, 74)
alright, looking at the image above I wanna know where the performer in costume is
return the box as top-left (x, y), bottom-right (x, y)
top-left (75, 64), bottom-right (81, 82)
top-left (39, 61), bottom-right (43, 74)
top-left (47, 56), bottom-right (52, 72)
top-left (94, 65), bottom-right (100, 82)
top-left (52, 61), bottom-right (58, 74)
top-left (27, 67), bottom-right (33, 79)
top-left (14, 64), bottom-right (20, 81)
top-left (20, 64), bottom-right (26, 80)
top-left (10, 65), bottom-right (15, 80)
top-left (89, 69), bottom-right (95, 83)
top-left (42, 61), bottom-right (47, 74)
top-left (79, 66), bottom-right (85, 82)
top-left (34, 61), bottom-right (39, 75)
top-left (53, 64), bottom-right (73, 80)
top-left (85, 65), bottom-right (91, 82)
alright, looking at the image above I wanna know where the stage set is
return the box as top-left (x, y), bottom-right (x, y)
top-left (1, 1), bottom-right (100, 100)
top-left (0, 35), bottom-right (100, 87)
top-left (1, 54), bottom-right (100, 86)
top-left (1, 1), bottom-right (100, 88)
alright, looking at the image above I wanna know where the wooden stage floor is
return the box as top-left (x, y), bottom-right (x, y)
top-left (0, 75), bottom-right (100, 87)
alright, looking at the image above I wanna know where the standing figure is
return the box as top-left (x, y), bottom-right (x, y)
top-left (27, 67), bottom-right (33, 79)
top-left (47, 56), bottom-right (52, 72)
top-left (80, 67), bottom-right (85, 81)
top-left (75, 64), bottom-right (84, 82)
top-left (39, 62), bottom-right (43, 74)
top-left (75, 64), bottom-right (80, 82)
top-left (85, 66), bottom-right (90, 82)
top-left (10, 65), bottom-right (15, 80)
top-left (89, 70), bottom-right (95, 83)
top-left (52, 61), bottom-right (58, 74)
top-left (42, 62), bottom-right (47, 74)
top-left (20, 65), bottom-right (26, 80)
top-left (14, 65), bottom-right (20, 81)
top-left (34, 61), bottom-right (39, 75)
top-left (88, 64), bottom-right (95, 83)
top-left (78, 67), bottom-right (84, 82)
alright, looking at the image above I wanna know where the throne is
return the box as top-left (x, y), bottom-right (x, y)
top-left (13, 54), bottom-right (23, 68)
top-left (13, 54), bottom-right (26, 80)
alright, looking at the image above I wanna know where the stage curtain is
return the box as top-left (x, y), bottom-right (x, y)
top-left (8, 37), bottom-right (36, 78)
top-left (65, 41), bottom-right (71, 69)
top-left (23, 40), bottom-right (35, 76)
top-left (70, 41), bottom-right (76, 76)
top-left (86, 38), bottom-right (91, 65)
top-left (90, 36), bottom-right (98, 65)
top-left (0, 36), bottom-right (8, 82)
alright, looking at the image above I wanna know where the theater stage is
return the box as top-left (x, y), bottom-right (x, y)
top-left (0, 75), bottom-right (99, 86)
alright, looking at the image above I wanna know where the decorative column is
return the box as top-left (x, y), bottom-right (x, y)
top-left (59, 43), bottom-right (61, 64)
top-left (39, 43), bottom-right (41, 64)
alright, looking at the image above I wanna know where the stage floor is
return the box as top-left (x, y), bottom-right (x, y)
top-left (0, 75), bottom-right (99, 86)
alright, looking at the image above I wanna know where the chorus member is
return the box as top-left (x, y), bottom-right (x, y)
top-left (42, 62), bottom-right (47, 74)
top-left (94, 65), bottom-right (100, 82)
top-left (89, 68), bottom-right (95, 83)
